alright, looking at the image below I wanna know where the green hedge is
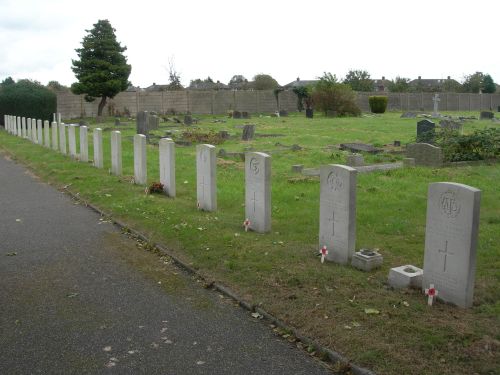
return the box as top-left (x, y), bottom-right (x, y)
top-left (0, 79), bottom-right (56, 125)
top-left (368, 96), bottom-right (388, 113)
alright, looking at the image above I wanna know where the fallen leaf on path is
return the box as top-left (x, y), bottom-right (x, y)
top-left (66, 293), bottom-right (79, 298)
top-left (196, 361), bottom-right (205, 365)
top-left (364, 308), bottom-right (380, 315)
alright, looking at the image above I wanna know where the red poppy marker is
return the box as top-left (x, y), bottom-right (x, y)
top-left (243, 218), bottom-right (251, 232)
top-left (425, 284), bottom-right (438, 306)
top-left (320, 246), bottom-right (328, 263)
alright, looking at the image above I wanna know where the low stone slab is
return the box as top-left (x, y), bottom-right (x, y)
top-left (351, 249), bottom-right (383, 271)
top-left (480, 111), bottom-right (494, 120)
top-left (388, 265), bottom-right (423, 289)
top-left (339, 143), bottom-right (382, 154)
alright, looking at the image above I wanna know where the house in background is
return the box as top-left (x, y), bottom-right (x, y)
top-left (283, 77), bottom-right (319, 89)
top-left (409, 76), bottom-right (461, 92)
top-left (372, 76), bottom-right (390, 92)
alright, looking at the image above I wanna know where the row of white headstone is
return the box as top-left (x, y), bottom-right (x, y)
top-left (3, 114), bottom-right (481, 308)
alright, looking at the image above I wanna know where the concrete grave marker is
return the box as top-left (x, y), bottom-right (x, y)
top-left (21, 117), bottom-right (26, 138)
top-left (406, 143), bottom-right (443, 167)
top-left (59, 123), bottom-right (67, 154)
top-left (416, 119), bottom-right (435, 141)
top-left (479, 111), bottom-right (494, 120)
top-left (196, 144), bottom-right (217, 211)
top-left (241, 124), bottom-right (255, 141)
top-left (159, 138), bottom-right (176, 197)
top-left (110, 131), bottom-right (122, 175)
top-left (136, 111), bottom-right (149, 136)
top-left (134, 134), bottom-right (147, 184)
top-left (80, 126), bottom-right (88, 162)
top-left (27, 118), bottom-right (32, 139)
top-left (37, 119), bottom-right (43, 145)
top-left (93, 128), bottom-right (103, 168)
top-left (319, 164), bottom-right (357, 265)
top-left (149, 115), bottom-right (159, 130)
top-left (51, 121), bottom-right (58, 151)
top-left (245, 152), bottom-right (271, 233)
top-left (31, 119), bottom-right (37, 143)
top-left (16, 117), bottom-right (21, 136)
top-left (68, 125), bottom-right (77, 158)
top-left (43, 120), bottom-right (50, 148)
top-left (422, 182), bottom-right (481, 308)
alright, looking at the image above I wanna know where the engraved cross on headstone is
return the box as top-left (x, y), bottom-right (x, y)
top-left (328, 211), bottom-right (335, 237)
top-left (251, 191), bottom-right (258, 212)
top-left (199, 175), bottom-right (206, 201)
top-left (438, 240), bottom-right (454, 272)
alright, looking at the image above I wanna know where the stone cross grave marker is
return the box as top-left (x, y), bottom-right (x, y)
top-left (68, 125), bottom-right (77, 158)
top-left (422, 182), bottom-right (481, 308)
top-left (319, 164), bottom-right (357, 265)
top-left (111, 131), bottom-right (122, 175)
top-left (134, 134), bottom-right (147, 184)
top-left (80, 126), bottom-right (88, 162)
top-left (159, 138), bottom-right (176, 197)
top-left (432, 94), bottom-right (440, 117)
top-left (51, 121), bottom-right (58, 151)
top-left (37, 119), bottom-right (43, 145)
top-left (196, 144), bottom-right (217, 211)
top-left (245, 152), bottom-right (271, 233)
top-left (43, 120), bottom-right (50, 148)
top-left (59, 123), bottom-right (67, 154)
top-left (93, 128), bottom-right (103, 168)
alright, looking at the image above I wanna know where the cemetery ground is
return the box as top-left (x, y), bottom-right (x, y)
top-left (1, 112), bottom-right (499, 375)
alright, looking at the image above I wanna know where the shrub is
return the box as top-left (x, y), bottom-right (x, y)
top-left (147, 182), bottom-right (164, 194)
top-left (435, 128), bottom-right (500, 161)
top-left (311, 73), bottom-right (361, 117)
top-left (0, 79), bottom-right (56, 124)
top-left (368, 96), bottom-right (388, 113)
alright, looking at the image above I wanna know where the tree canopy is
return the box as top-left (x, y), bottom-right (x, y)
top-left (388, 77), bottom-right (411, 92)
top-left (71, 19), bottom-right (131, 116)
top-left (252, 74), bottom-right (279, 90)
top-left (343, 70), bottom-right (373, 92)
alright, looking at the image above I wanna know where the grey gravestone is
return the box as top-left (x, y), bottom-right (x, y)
top-left (291, 164), bottom-right (304, 173)
top-left (351, 249), bottom-right (383, 272)
top-left (340, 143), bottom-right (381, 154)
top-left (59, 123), bottom-right (67, 154)
top-left (245, 152), bottom-right (271, 233)
top-left (68, 124), bottom-right (77, 158)
top-left (79, 126), bottom-right (88, 162)
top-left (423, 182), bottom-right (481, 308)
top-left (136, 111), bottom-right (149, 135)
top-left (406, 143), bottom-right (443, 167)
top-left (114, 118), bottom-right (121, 126)
top-left (111, 131), bottom-right (122, 175)
top-left (439, 119), bottom-right (462, 132)
top-left (197, 144), bottom-right (217, 211)
top-left (159, 138), bottom-right (176, 197)
top-left (388, 265), bottom-right (423, 289)
top-left (401, 112), bottom-right (417, 118)
top-left (51, 121), bottom-right (58, 151)
top-left (279, 109), bottom-right (288, 117)
top-left (233, 111), bottom-right (242, 119)
top-left (417, 119), bottom-right (436, 140)
top-left (184, 115), bottom-right (193, 125)
top-left (241, 124), bottom-right (255, 141)
top-left (134, 134), bottom-right (147, 184)
top-left (319, 164), bottom-right (357, 265)
top-left (242, 111), bottom-right (250, 119)
top-left (93, 128), bottom-right (103, 168)
top-left (479, 111), bottom-right (494, 120)
top-left (306, 109), bottom-right (313, 118)
top-left (149, 115), bottom-right (159, 130)
top-left (346, 154), bottom-right (364, 167)
top-left (43, 120), bottom-right (50, 148)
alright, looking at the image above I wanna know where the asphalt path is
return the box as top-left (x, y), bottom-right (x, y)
top-left (0, 153), bottom-right (332, 375)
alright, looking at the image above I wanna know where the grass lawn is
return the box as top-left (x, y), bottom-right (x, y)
top-left (1, 112), bottom-right (499, 375)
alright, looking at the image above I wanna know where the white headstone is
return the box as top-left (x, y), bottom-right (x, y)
top-left (37, 119), bottom-right (43, 145)
top-left (43, 120), bottom-right (50, 148)
top-left (27, 118), bottom-right (32, 139)
top-left (57, 113), bottom-right (62, 125)
top-left (32, 119), bottom-right (38, 143)
top-left (159, 138), bottom-right (176, 197)
top-left (93, 128), bottom-right (103, 168)
top-left (21, 117), bottom-right (26, 138)
top-left (68, 124), bottom-right (77, 158)
top-left (51, 121), bottom-right (58, 151)
top-left (16, 117), bottom-right (21, 136)
top-left (134, 134), bottom-right (147, 184)
top-left (423, 182), bottom-right (481, 308)
top-left (196, 144), bottom-right (217, 211)
top-left (111, 130), bottom-right (122, 175)
top-left (59, 123), bottom-right (67, 154)
top-left (319, 164), bottom-right (357, 264)
top-left (79, 126), bottom-right (88, 162)
top-left (245, 152), bottom-right (271, 233)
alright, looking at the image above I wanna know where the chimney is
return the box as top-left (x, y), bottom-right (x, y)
top-left (382, 76), bottom-right (385, 80)
top-left (296, 77), bottom-right (300, 81)
top-left (418, 76), bottom-right (421, 80)
top-left (447, 76), bottom-right (451, 80)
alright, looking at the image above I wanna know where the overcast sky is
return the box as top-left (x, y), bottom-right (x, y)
top-left (0, 0), bottom-right (498, 88)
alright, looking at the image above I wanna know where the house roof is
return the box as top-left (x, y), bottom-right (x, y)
top-left (283, 78), bottom-right (319, 89)
top-left (409, 78), bottom-right (460, 87)
top-left (189, 81), bottom-right (229, 90)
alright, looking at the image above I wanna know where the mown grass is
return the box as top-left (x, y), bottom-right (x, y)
top-left (1, 112), bottom-right (499, 375)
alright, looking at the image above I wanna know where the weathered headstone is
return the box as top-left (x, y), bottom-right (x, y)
top-left (242, 111), bottom-right (250, 119)
top-left (184, 115), bottom-right (193, 125)
top-left (136, 111), bottom-right (149, 136)
top-left (245, 152), bottom-right (271, 233)
top-left (159, 138), bottom-right (176, 197)
top-left (319, 164), bottom-right (357, 265)
top-left (406, 143), bottom-right (443, 167)
top-left (21, 117), bottom-right (26, 138)
top-left (51, 121), bottom-right (58, 151)
top-left (31, 119), bottom-right (37, 143)
top-left (93, 128), bottom-right (103, 168)
top-left (196, 144), bottom-right (217, 211)
top-left (346, 154), bottom-right (364, 167)
top-left (422, 182), bottom-right (481, 308)
top-left (110, 131), bottom-right (122, 175)
top-left (114, 118), bottom-right (121, 126)
top-left (149, 115), bottom-right (159, 130)
top-left (27, 118), bottom-right (32, 139)
top-left (241, 124), bottom-right (255, 141)
top-left (56, 113), bottom-right (62, 126)
top-left (233, 111), bottom-right (242, 119)
top-left (439, 119), bottom-right (462, 132)
top-left (16, 117), bottom-right (21, 137)
top-left (79, 126), bottom-right (88, 162)
top-left (134, 134), bottom-right (147, 184)
top-left (37, 119), bottom-right (43, 145)
top-left (43, 120), bottom-right (50, 148)
top-left (416, 119), bottom-right (436, 141)
top-left (68, 124), bottom-right (77, 158)
top-left (59, 123), bottom-right (67, 154)
top-left (479, 111), bottom-right (494, 120)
